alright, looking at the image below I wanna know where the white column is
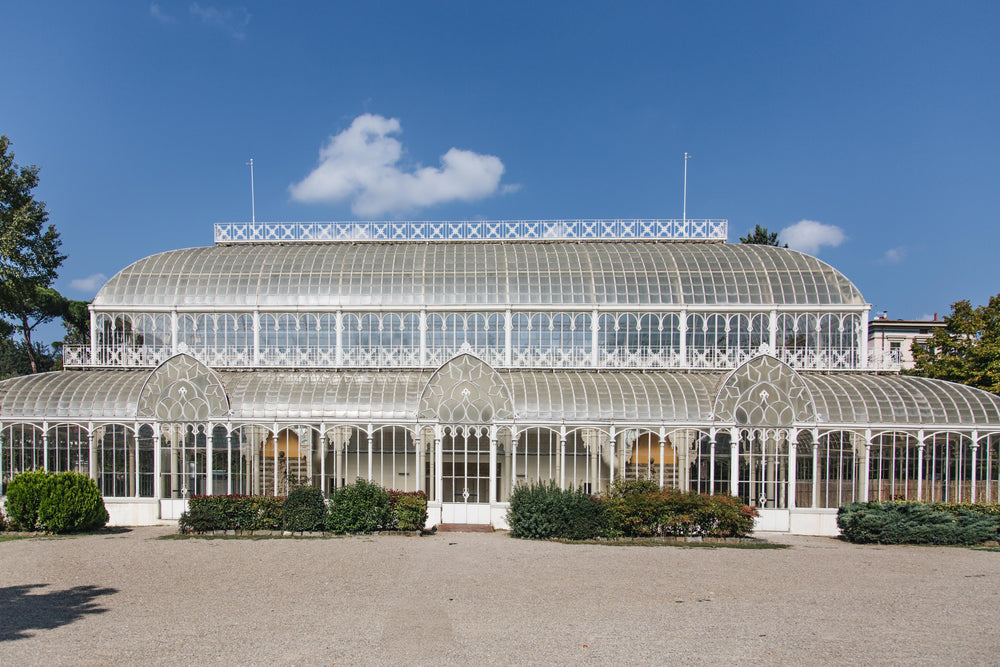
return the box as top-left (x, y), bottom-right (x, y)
top-left (367, 425), bottom-right (374, 482)
top-left (511, 432), bottom-right (520, 496)
top-left (811, 436), bottom-right (820, 508)
top-left (859, 308), bottom-right (870, 368)
top-left (205, 422), bottom-right (213, 496)
top-left (504, 309), bottom-right (513, 366)
top-left (434, 427), bottom-right (444, 503)
top-left (916, 443), bottom-right (925, 501)
top-left (970, 436), bottom-right (980, 503)
top-left (153, 421), bottom-right (162, 501)
top-left (788, 430), bottom-right (797, 509)
top-left (89, 308), bottom-right (98, 366)
top-left (658, 430), bottom-right (666, 489)
top-left (769, 309), bottom-right (778, 353)
top-left (591, 309), bottom-right (600, 367)
top-left (227, 423), bottom-right (233, 495)
top-left (273, 423), bottom-right (279, 496)
top-left (42, 423), bottom-right (49, 472)
top-left (678, 310), bottom-right (688, 365)
top-left (320, 430), bottom-right (328, 495)
top-left (335, 311), bottom-right (344, 366)
top-left (489, 430), bottom-right (498, 504)
top-left (89, 422), bottom-right (98, 482)
top-left (558, 429), bottom-right (566, 490)
top-left (171, 310), bottom-right (179, 356)
top-left (730, 428), bottom-right (739, 496)
top-left (252, 310), bottom-right (261, 366)
top-left (419, 310), bottom-right (428, 366)
top-left (609, 427), bottom-right (616, 483)
top-left (862, 429), bottom-right (872, 502)
top-left (708, 427), bottom-right (716, 495)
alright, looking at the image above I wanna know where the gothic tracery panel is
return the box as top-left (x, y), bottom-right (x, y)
top-left (136, 354), bottom-right (230, 422)
top-left (713, 355), bottom-right (816, 427)
top-left (418, 354), bottom-right (513, 424)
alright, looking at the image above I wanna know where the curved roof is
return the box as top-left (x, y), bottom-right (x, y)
top-left (93, 241), bottom-right (866, 309)
top-left (5, 368), bottom-right (1000, 429)
top-left (803, 374), bottom-right (1000, 427)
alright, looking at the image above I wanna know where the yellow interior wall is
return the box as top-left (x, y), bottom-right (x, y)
top-left (630, 433), bottom-right (675, 465)
top-left (263, 429), bottom-right (301, 458)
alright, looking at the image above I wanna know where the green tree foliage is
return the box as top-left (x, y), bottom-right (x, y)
top-left (0, 136), bottom-right (66, 374)
top-left (739, 224), bottom-right (787, 247)
top-left (282, 485), bottom-right (327, 532)
top-left (908, 295), bottom-right (1000, 393)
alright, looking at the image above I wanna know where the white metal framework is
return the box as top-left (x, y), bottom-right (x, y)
top-left (3, 221), bottom-right (999, 534)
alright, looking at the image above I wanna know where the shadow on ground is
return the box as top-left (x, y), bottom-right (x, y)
top-left (0, 584), bottom-right (118, 641)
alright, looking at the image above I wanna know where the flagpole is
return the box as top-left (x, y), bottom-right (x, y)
top-left (683, 152), bottom-right (691, 224)
top-left (246, 158), bottom-right (255, 223)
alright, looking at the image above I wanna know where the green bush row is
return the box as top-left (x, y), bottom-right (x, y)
top-left (838, 501), bottom-right (1000, 545)
top-left (506, 479), bottom-right (758, 540)
top-left (3, 470), bottom-right (109, 533)
top-left (178, 479), bottom-right (428, 534)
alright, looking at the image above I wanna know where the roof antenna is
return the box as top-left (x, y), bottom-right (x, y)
top-left (683, 152), bottom-right (691, 223)
top-left (246, 158), bottom-right (255, 223)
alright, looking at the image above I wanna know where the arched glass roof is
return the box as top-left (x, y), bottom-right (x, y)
top-left (0, 371), bottom-right (148, 420)
top-left (94, 242), bottom-right (866, 309)
top-left (5, 369), bottom-right (999, 428)
top-left (803, 374), bottom-right (1000, 427)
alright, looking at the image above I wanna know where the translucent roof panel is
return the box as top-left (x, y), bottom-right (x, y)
top-left (505, 371), bottom-right (722, 423)
top-left (803, 374), bottom-right (1000, 427)
top-left (94, 242), bottom-right (867, 309)
top-left (0, 371), bottom-right (148, 420)
top-left (7, 368), bottom-right (997, 429)
top-left (219, 371), bottom-right (431, 422)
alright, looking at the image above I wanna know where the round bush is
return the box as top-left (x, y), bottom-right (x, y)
top-left (282, 485), bottom-right (327, 532)
top-left (326, 479), bottom-right (392, 534)
top-left (37, 472), bottom-right (109, 534)
top-left (4, 470), bottom-right (52, 531)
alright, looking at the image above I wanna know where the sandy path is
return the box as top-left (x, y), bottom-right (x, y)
top-left (1, 528), bottom-right (999, 665)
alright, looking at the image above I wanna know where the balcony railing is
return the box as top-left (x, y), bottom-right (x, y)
top-left (63, 344), bottom-right (883, 372)
top-left (214, 219), bottom-right (729, 244)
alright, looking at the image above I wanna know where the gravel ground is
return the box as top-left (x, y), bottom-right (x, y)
top-left (1, 528), bottom-right (999, 666)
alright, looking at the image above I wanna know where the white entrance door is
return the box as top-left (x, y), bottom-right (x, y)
top-left (440, 426), bottom-right (492, 524)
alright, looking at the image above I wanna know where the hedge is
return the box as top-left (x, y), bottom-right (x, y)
top-left (838, 501), bottom-right (1000, 545)
top-left (507, 479), bottom-right (757, 540)
top-left (2, 471), bottom-right (108, 534)
top-left (177, 481), bottom-right (429, 534)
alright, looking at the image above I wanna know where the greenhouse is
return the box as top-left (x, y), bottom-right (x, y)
top-left (2, 219), bottom-right (999, 534)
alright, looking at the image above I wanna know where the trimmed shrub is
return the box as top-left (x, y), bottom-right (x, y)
top-left (601, 489), bottom-right (756, 538)
top-left (0, 507), bottom-right (6, 532)
top-left (4, 470), bottom-right (52, 531)
top-left (838, 501), bottom-right (1000, 545)
top-left (389, 490), bottom-right (429, 531)
top-left (178, 497), bottom-right (225, 533)
top-left (282, 486), bottom-right (327, 532)
top-left (326, 479), bottom-right (392, 534)
top-left (37, 472), bottom-right (108, 534)
top-left (507, 481), bottom-right (606, 540)
top-left (179, 495), bottom-right (287, 533)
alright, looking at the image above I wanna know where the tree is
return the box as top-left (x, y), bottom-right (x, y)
top-left (739, 224), bottom-right (787, 247)
top-left (0, 135), bottom-right (66, 373)
top-left (908, 295), bottom-right (1000, 394)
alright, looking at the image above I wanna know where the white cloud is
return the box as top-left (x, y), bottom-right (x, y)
top-left (289, 114), bottom-right (507, 217)
top-left (149, 3), bottom-right (176, 23)
top-left (189, 3), bottom-right (251, 39)
top-left (70, 273), bottom-right (107, 293)
top-left (780, 219), bottom-right (846, 255)
top-left (878, 246), bottom-right (907, 264)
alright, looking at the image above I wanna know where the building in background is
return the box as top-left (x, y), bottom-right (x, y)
top-left (2, 219), bottom-right (999, 535)
top-left (868, 315), bottom-right (947, 370)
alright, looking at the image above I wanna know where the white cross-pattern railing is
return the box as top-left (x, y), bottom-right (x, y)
top-left (63, 344), bottom-right (888, 371)
top-left (214, 219), bottom-right (729, 244)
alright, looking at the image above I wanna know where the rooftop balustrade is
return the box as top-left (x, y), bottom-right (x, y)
top-left (214, 219), bottom-right (729, 244)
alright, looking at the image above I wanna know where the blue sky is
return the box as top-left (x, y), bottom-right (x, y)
top-left (2, 2), bottom-right (999, 343)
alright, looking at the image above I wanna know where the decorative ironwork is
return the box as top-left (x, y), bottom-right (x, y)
top-left (214, 219), bottom-right (728, 244)
top-left (714, 355), bottom-right (817, 426)
top-left (136, 354), bottom-right (230, 421)
top-left (418, 354), bottom-right (513, 423)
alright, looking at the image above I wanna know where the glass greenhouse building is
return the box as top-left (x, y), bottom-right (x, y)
top-left (2, 219), bottom-right (999, 534)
